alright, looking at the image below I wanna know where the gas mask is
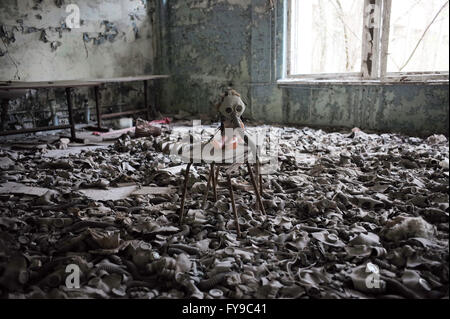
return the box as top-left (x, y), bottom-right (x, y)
top-left (216, 89), bottom-right (257, 158)
top-left (218, 90), bottom-right (246, 129)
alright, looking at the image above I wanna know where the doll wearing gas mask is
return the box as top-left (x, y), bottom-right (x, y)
top-left (217, 89), bottom-right (246, 132)
top-left (215, 89), bottom-right (258, 159)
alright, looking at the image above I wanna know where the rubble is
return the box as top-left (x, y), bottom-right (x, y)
top-left (0, 124), bottom-right (448, 299)
top-left (0, 182), bottom-right (55, 197)
top-left (135, 119), bottom-right (163, 138)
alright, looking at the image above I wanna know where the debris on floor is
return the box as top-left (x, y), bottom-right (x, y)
top-left (80, 185), bottom-right (177, 201)
top-left (0, 124), bottom-right (448, 299)
top-left (0, 182), bottom-right (55, 197)
top-left (135, 118), bottom-right (165, 138)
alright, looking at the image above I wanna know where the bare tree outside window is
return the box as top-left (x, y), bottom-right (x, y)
top-left (290, 0), bottom-right (363, 75)
top-left (287, 0), bottom-right (449, 82)
top-left (388, 0), bottom-right (449, 72)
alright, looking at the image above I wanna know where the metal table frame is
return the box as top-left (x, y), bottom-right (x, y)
top-left (0, 75), bottom-right (169, 140)
top-left (88, 75), bottom-right (169, 130)
top-left (0, 80), bottom-right (102, 142)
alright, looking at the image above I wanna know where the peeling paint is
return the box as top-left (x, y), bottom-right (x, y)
top-left (218, 0), bottom-right (252, 9)
top-left (0, 0), bottom-right (156, 129)
top-left (159, 0), bottom-right (449, 136)
top-left (1, 0), bottom-right (447, 137)
top-left (0, 0), bottom-right (154, 81)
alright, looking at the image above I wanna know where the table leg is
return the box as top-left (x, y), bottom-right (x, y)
top-left (94, 86), bottom-right (102, 129)
top-left (246, 161), bottom-right (266, 215)
top-left (1, 99), bottom-right (9, 131)
top-left (144, 80), bottom-right (150, 120)
top-left (227, 173), bottom-right (241, 237)
top-left (65, 87), bottom-right (76, 141)
top-left (153, 80), bottom-right (160, 117)
top-left (179, 163), bottom-right (192, 225)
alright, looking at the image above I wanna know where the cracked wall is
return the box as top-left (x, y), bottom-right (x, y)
top-left (282, 84), bottom-right (449, 137)
top-left (0, 0), bottom-right (156, 130)
top-left (2, 0), bottom-right (447, 136)
top-left (0, 0), bottom-right (154, 81)
top-left (159, 0), bottom-right (449, 136)
top-left (158, 0), bottom-right (253, 118)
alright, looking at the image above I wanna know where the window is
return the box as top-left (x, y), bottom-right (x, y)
top-left (388, 0), bottom-right (449, 73)
top-left (285, 0), bottom-right (449, 83)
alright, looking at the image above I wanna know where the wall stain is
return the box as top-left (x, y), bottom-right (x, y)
top-left (0, 0), bottom-right (156, 129)
top-left (159, 0), bottom-right (449, 136)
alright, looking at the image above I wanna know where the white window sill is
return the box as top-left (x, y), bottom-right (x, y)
top-left (278, 74), bottom-right (449, 86)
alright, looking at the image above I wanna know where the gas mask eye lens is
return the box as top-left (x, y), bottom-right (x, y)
top-left (235, 105), bottom-right (243, 113)
top-left (226, 107), bottom-right (232, 113)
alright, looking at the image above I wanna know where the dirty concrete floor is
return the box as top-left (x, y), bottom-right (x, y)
top-left (0, 123), bottom-right (448, 299)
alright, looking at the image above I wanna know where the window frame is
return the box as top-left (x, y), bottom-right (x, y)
top-left (283, 0), bottom-right (449, 84)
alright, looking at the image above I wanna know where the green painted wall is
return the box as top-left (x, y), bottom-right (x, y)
top-left (157, 0), bottom-right (449, 136)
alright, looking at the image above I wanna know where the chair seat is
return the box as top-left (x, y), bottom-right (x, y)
top-left (171, 142), bottom-right (273, 165)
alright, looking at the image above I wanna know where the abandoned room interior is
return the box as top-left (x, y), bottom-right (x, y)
top-left (0, 0), bottom-right (449, 302)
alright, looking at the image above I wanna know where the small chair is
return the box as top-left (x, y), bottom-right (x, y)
top-left (176, 131), bottom-right (266, 237)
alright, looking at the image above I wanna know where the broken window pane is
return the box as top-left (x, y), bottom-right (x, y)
top-left (289, 0), bottom-right (364, 75)
top-left (387, 0), bottom-right (449, 73)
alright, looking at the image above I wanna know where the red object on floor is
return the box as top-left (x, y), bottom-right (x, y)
top-left (149, 117), bottom-right (171, 125)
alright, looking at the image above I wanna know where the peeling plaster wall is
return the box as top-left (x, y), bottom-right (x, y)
top-left (281, 84), bottom-right (449, 137)
top-left (158, 0), bottom-right (253, 118)
top-left (0, 0), bottom-right (156, 130)
top-left (159, 0), bottom-right (449, 136)
top-left (0, 0), bottom-right (154, 80)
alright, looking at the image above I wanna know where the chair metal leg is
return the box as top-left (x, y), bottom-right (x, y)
top-left (227, 174), bottom-right (241, 237)
top-left (211, 163), bottom-right (218, 202)
top-left (258, 159), bottom-right (263, 196)
top-left (179, 163), bottom-right (192, 224)
top-left (255, 160), bottom-right (260, 211)
top-left (202, 164), bottom-right (214, 209)
top-left (246, 161), bottom-right (266, 215)
top-left (259, 173), bottom-right (263, 197)
top-left (215, 166), bottom-right (220, 186)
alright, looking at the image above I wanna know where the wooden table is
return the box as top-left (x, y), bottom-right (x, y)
top-left (85, 75), bottom-right (169, 129)
top-left (0, 80), bottom-right (102, 141)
